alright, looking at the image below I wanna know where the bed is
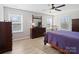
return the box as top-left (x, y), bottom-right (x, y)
top-left (44, 31), bottom-right (79, 54)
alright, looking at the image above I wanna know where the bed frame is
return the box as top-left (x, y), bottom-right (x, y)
top-left (48, 40), bottom-right (70, 54)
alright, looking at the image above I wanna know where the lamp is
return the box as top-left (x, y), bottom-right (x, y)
top-left (32, 23), bottom-right (35, 28)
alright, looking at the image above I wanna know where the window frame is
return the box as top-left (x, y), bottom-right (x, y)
top-left (8, 14), bottom-right (23, 33)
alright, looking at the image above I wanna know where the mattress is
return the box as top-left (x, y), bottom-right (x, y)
top-left (44, 31), bottom-right (79, 53)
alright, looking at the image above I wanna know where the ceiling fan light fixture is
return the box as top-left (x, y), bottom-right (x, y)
top-left (49, 10), bottom-right (51, 13)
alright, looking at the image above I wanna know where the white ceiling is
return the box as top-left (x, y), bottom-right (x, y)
top-left (3, 4), bottom-right (79, 15)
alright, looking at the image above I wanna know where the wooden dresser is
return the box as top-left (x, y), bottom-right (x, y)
top-left (30, 27), bottom-right (46, 39)
top-left (0, 22), bottom-right (12, 53)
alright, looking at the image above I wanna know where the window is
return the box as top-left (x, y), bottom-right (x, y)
top-left (8, 14), bottom-right (23, 33)
top-left (46, 16), bottom-right (53, 32)
top-left (60, 16), bottom-right (72, 31)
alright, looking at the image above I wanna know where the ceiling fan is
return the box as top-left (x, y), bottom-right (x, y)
top-left (42, 4), bottom-right (66, 12)
top-left (50, 4), bottom-right (66, 11)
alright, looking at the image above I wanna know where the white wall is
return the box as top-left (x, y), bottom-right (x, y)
top-left (53, 9), bottom-right (79, 31)
top-left (0, 5), bottom-right (4, 21)
top-left (4, 7), bottom-right (53, 40)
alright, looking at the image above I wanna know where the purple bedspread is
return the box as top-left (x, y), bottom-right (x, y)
top-left (44, 31), bottom-right (79, 54)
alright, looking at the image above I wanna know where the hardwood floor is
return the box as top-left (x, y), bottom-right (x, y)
top-left (4, 37), bottom-right (60, 54)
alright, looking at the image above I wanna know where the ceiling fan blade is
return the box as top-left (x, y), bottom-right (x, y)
top-left (41, 8), bottom-right (51, 11)
top-left (56, 4), bottom-right (65, 8)
top-left (55, 8), bottom-right (61, 11)
top-left (48, 4), bottom-right (51, 6)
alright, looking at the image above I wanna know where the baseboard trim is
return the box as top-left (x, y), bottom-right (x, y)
top-left (13, 36), bottom-right (30, 41)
